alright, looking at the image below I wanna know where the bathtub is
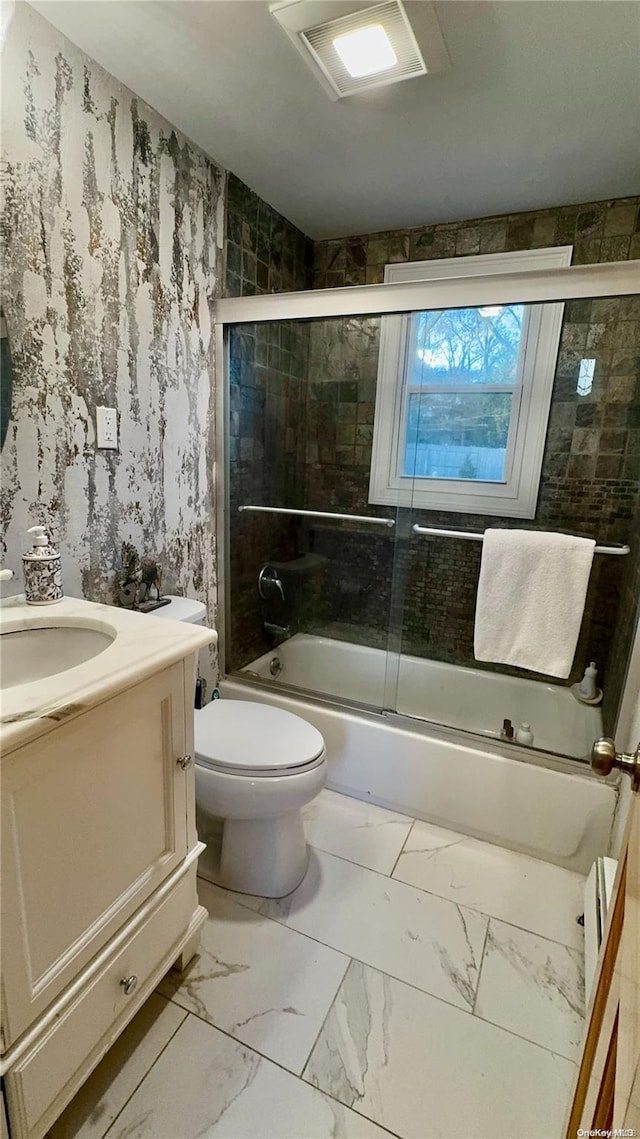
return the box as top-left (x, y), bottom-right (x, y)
top-left (220, 633), bottom-right (616, 874)
top-left (241, 633), bottom-right (601, 758)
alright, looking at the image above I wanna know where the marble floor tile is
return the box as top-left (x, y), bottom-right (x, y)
top-left (302, 789), bottom-right (413, 874)
top-left (252, 848), bottom-right (488, 1012)
top-left (159, 880), bottom-right (349, 1074)
top-left (393, 819), bottom-right (586, 949)
top-left (106, 1013), bottom-right (394, 1139)
top-left (49, 994), bottom-right (186, 1139)
top-left (474, 918), bottom-right (585, 1060)
top-left (196, 876), bottom-right (266, 914)
top-left (305, 959), bottom-right (576, 1139)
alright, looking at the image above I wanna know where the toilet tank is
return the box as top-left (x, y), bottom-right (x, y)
top-left (152, 595), bottom-right (207, 626)
top-left (151, 596), bottom-right (209, 707)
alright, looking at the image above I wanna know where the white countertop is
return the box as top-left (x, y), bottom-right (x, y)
top-left (0, 595), bottom-right (216, 754)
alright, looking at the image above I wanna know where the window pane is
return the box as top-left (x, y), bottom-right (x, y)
top-left (409, 304), bottom-right (525, 386)
top-left (402, 391), bottom-right (512, 481)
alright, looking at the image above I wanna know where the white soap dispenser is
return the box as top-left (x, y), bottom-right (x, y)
top-left (23, 525), bottom-right (63, 605)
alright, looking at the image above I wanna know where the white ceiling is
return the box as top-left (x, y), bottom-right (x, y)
top-left (28, 0), bottom-right (640, 240)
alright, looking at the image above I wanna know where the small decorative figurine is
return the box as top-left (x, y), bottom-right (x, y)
top-left (118, 541), bottom-right (143, 609)
top-left (117, 541), bottom-right (168, 612)
top-left (140, 556), bottom-right (162, 603)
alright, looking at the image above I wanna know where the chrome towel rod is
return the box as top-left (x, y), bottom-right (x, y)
top-left (239, 505), bottom-right (396, 527)
top-left (411, 524), bottom-right (629, 556)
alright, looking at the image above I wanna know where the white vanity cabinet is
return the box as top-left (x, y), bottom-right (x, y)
top-left (0, 649), bottom-right (208, 1139)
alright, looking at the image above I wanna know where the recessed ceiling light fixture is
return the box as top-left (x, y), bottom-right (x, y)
top-left (333, 24), bottom-right (397, 78)
top-left (270, 0), bottom-right (450, 100)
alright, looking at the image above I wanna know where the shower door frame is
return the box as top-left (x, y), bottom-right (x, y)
top-left (213, 258), bottom-right (640, 750)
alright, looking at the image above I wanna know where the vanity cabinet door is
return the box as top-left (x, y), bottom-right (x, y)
top-left (1, 660), bottom-right (190, 1046)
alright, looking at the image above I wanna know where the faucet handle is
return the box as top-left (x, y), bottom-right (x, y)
top-left (0, 569), bottom-right (15, 582)
top-left (258, 565), bottom-right (285, 603)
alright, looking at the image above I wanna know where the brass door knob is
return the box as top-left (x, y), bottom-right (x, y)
top-left (591, 738), bottom-right (640, 788)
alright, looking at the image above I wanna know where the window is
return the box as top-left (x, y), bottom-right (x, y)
top-left (369, 247), bottom-right (572, 517)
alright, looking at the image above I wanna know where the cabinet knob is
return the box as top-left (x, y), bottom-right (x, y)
top-left (120, 975), bottom-right (138, 996)
top-left (177, 754), bottom-right (193, 770)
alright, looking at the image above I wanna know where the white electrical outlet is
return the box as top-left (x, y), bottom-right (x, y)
top-left (96, 406), bottom-right (118, 449)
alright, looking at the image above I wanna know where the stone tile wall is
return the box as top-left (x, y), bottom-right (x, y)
top-left (313, 200), bottom-right (640, 287)
top-left (225, 176), bottom-right (312, 668)
top-left (305, 199), bottom-right (640, 725)
top-left (223, 178), bottom-right (639, 734)
top-left (225, 174), bottom-right (312, 298)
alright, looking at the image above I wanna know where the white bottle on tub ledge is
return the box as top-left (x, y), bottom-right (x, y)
top-left (578, 662), bottom-right (598, 701)
top-left (571, 662), bottom-right (603, 706)
top-left (516, 723), bottom-right (534, 746)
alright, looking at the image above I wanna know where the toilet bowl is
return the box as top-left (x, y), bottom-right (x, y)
top-left (195, 699), bottom-right (326, 896)
top-left (152, 597), bottom-right (327, 897)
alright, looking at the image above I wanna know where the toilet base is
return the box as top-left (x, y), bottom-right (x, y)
top-left (214, 810), bottom-right (309, 898)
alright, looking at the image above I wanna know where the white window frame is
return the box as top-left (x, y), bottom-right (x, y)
top-left (368, 247), bottom-right (573, 518)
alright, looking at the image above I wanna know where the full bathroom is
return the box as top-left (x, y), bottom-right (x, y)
top-left (1, 2), bottom-right (639, 1138)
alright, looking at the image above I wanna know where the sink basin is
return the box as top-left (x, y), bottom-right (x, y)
top-left (0, 625), bottom-right (116, 688)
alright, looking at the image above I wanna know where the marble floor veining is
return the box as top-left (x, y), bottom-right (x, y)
top-left (392, 819), bottom-right (586, 950)
top-left (225, 847), bottom-right (490, 1012)
top-left (50, 789), bottom-right (587, 1139)
top-left (158, 883), bottom-right (350, 1073)
top-left (304, 959), bottom-right (576, 1139)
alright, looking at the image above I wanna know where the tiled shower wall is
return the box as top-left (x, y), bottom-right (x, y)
top-left (300, 201), bottom-right (637, 715)
top-left (1, 3), bottom-right (222, 678)
top-left (225, 175), bottom-right (312, 667)
top-left (301, 199), bottom-right (640, 722)
top-left (225, 194), bottom-right (639, 733)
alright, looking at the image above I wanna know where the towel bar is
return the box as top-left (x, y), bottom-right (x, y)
top-left (411, 524), bottom-right (630, 556)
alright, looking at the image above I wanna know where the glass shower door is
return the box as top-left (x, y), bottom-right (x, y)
top-left (226, 314), bottom-right (402, 715)
top-left (384, 292), bottom-right (638, 762)
top-left (225, 288), bottom-right (637, 759)
top-left (382, 300), bottom-right (528, 740)
top-left (388, 299), bottom-right (549, 744)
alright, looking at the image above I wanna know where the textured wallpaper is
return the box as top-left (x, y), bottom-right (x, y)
top-left (1, 3), bottom-right (223, 674)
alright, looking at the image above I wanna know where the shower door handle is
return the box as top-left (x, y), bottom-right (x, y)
top-left (591, 738), bottom-right (640, 789)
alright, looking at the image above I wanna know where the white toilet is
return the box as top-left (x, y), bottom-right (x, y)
top-left (153, 597), bottom-right (327, 897)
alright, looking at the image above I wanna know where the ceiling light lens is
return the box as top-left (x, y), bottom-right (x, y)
top-left (332, 24), bottom-right (397, 78)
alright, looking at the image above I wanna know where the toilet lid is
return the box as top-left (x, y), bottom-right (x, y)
top-left (194, 700), bottom-right (325, 774)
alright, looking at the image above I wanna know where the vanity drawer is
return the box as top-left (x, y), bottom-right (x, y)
top-left (4, 869), bottom-right (198, 1139)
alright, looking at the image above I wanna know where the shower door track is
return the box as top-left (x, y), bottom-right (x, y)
top-left (215, 259), bottom-right (640, 324)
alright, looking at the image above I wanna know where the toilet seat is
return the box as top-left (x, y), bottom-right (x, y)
top-left (194, 700), bottom-right (325, 778)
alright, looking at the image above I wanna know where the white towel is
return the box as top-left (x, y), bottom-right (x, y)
top-left (474, 529), bottom-right (595, 679)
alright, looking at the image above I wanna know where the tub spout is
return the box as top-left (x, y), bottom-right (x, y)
top-left (264, 621), bottom-right (291, 644)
